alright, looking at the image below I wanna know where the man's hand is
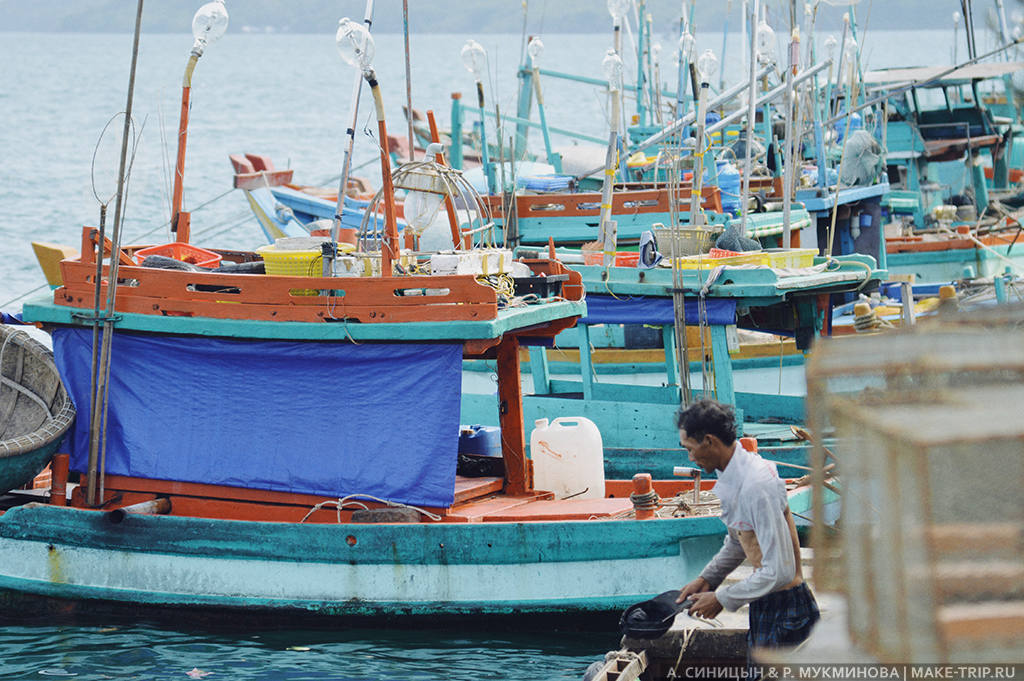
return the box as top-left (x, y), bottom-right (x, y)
top-left (688, 591), bottom-right (723, 619)
top-left (676, 576), bottom-right (711, 603)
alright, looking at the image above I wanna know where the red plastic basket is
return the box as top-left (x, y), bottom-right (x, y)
top-left (134, 242), bottom-right (222, 268)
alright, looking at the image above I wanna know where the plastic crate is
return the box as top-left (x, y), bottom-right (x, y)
top-left (256, 244), bottom-right (324, 296)
top-left (652, 226), bottom-right (723, 256)
top-left (669, 247), bottom-right (817, 270)
top-left (134, 242), bottom-right (221, 268)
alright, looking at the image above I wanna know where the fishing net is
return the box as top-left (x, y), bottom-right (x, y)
top-left (835, 129), bottom-right (884, 186)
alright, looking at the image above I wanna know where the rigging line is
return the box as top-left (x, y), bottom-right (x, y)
top-left (1, 284), bottom-right (49, 310)
top-left (158, 97), bottom-right (173, 224)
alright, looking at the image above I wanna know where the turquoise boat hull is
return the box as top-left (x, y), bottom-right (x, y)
top-left (0, 503), bottom-right (725, 622)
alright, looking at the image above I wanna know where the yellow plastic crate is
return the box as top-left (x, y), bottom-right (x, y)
top-left (669, 248), bottom-right (817, 270)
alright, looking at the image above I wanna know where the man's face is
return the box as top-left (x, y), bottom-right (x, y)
top-left (680, 430), bottom-right (718, 473)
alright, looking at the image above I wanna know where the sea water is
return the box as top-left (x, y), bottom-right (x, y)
top-left (0, 25), bottom-right (978, 679)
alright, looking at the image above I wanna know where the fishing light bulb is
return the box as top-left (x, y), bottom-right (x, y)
top-left (336, 18), bottom-right (375, 72)
top-left (952, 11), bottom-right (962, 25)
top-left (651, 42), bottom-right (662, 67)
top-left (403, 190), bottom-right (444, 234)
top-left (756, 19), bottom-right (777, 64)
top-left (461, 39), bottom-right (487, 79)
top-left (527, 37), bottom-right (544, 66)
top-left (191, 0), bottom-right (228, 55)
top-left (607, 0), bottom-right (630, 23)
top-left (697, 49), bottom-right (718, 83)
top-left (678, 32), bottom-right (695, 62)
top-left (602, 48), bottom-right (624, 92)
top-left (824, 35), bottom-right (838, 61)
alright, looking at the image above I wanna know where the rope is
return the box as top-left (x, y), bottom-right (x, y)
top-left (300, 493), bottom-right (442, 523)
top-left (629, 489), bottom-right (660, 512)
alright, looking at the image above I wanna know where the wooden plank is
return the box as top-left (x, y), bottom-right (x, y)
top-left (938, 601), bottom-right (1024, 643)
top-left (927, 522), bottom-right (1023, 554)
top-left (452, 476), bottom-right (504, 504)
top-left (482, 497), bottom-right (632, 521)
top-left (585, 650), bottom-right (647, 681)
top-left (497, 335), bottom-right (529, 495)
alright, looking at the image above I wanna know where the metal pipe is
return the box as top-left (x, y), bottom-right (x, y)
top-left (107, 498), bottom-right (172, 524)
top-left (331, 0), bottom-right (374, 254)
top-left (574, 65), bottom-right (773, 182)
top-left (365, 71), bottom-right (401, 275)
top-left (739, 0), bottom-right (760, 237)
top-left (87, 0), bottom-right (144, 507)
top-left (782, 17), bottom-right (799, 249)
top-left (402, 0), bottom-right (414, 162)
top-left (170, 53), bottom-right (198, 240)
top-left (704, 60), bottom-right (830, 138)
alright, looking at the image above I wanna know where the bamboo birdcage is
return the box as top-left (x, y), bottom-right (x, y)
top-left (805, 305), bottom-right (1024, 663)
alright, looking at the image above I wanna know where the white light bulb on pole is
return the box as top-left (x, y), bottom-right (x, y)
top-left (190, 0), bottom-right (228, 56)
top-left (171, 0), bottom-right (229, 242)
top-left (336, 17), bottom-right (376, 75)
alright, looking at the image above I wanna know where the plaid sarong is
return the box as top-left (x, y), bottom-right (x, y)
top-left (747, 582), bottom-right (820, 649)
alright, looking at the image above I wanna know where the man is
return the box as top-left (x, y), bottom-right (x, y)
top-left (676, 399), bottom-right (819, 650)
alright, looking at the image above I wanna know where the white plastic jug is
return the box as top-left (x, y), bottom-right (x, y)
top-left (530, 417), bottom-right (605, 500)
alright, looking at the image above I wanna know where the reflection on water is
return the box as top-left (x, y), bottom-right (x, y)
top-left (0, 619), bottom-right (610, 681)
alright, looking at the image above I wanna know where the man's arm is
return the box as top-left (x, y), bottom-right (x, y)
top-left (714, 487), bottom-right (797, 612)
top-left (677, 531), bottom-right (746, 604)
top-left (700, 531), bottom-right (747, 588)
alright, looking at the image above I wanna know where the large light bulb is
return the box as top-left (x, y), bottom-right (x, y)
top-left (527, 37), bottom-right (544, 65)
top-left (461, 39), bottom-right (487, 79)
top-left (651, 42), bottom-right (662, 67)
top-left (824, 34), bottom-right (838, 61)
top-left (697, 49), bottom-right (719, 83)
top-left (678, 32), bottom-right (695, 62)
top-left (336, 17), bottom-right (375, 72)
top-left (191, 0), bottom-right (228, 54)
top-left (602, 48), bottom-right (624, 92)
top-left (403, 190), bottom-right (444, 234)
top-left (756, 19), bottom-right (777, 64)
top-left (607, 0), bottom-right (630, 22)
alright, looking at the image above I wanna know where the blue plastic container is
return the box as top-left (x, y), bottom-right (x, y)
top-left (459, 424), bottom-right (502, 457)
top-left (715, 161), bottom-right (741, 215)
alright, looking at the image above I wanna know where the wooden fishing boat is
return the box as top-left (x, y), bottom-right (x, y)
top-left (0, 224), bottom-right (743, 623)
top-left (0, 325), bottom-right (76, 495)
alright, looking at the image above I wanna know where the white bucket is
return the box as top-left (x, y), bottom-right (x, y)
top-left (530, 417), bottom-right (605, 500)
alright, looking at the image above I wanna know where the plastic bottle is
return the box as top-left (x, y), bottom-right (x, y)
top-left (715, 161), bottom-right (741, 216)
top-left (530, 417), bottom-right (605, 500)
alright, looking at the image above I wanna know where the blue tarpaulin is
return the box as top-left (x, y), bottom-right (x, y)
top-left (52, 328), bottom-right (463, 508)
top-left (580, 295), bottom-right (736, 326)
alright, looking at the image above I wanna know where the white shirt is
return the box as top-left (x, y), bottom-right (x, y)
top-left (698, 441), bottom-right (797, 612)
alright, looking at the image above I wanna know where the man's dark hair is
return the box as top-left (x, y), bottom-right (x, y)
top-left (676, 399), bottom-right (737, 446)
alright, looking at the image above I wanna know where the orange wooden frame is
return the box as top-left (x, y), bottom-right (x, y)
top-left (57, 227), bottom-right (584, 324)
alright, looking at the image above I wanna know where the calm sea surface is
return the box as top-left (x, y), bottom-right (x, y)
top-left (0, 22), bottom-right (987, 680)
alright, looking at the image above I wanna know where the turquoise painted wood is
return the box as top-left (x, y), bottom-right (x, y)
top-left (887, 244), bottom-right (1024, 282)
top-left (0, 503), bottom-right (725, 618)
top-left (23, 296), bottom-right (587, 343)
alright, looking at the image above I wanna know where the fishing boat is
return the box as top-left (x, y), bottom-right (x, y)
top-left (0, 3), bottom-right (735, 625)
top-left (868, 61), bottom-right (1024, 283)
top-left (0, 325), bottom-right (76, 495)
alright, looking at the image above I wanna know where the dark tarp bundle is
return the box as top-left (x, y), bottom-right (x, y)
top-left (580, 294), bottom-right (736, 326)
top-left (52, 328), bottom-right (463, 508)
